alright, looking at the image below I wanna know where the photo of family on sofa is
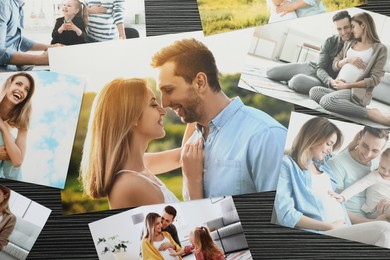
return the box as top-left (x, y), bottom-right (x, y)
top-left (0, 184), bottom-right (51, 260)
top-left (0, 0), bottom-right (145, 71)
top-left (89, 197), bottom-right (252, 259)
top-left (238, 7), bottom-right (390, 128)
top-left (273, 112), bottom-right (390, 249)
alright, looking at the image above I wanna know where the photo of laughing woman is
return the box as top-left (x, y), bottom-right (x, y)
top-left (79, 78), bottom-right (202, 210)
top-left (0, 72), bottom-right (35, 181)
top-left (0, 184), bottom-right (16, 251)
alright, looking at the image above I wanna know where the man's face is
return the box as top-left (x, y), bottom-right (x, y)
top-left (334, 17), bottom-right (352, 42)
top-left (158, 61), bottom-right (204, 123)
top-left (161, 211), bottom-right (174, 230)
top-left (353, 132), bottom-right (386, 165)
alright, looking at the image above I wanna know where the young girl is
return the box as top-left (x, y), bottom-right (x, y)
top-left (0, 73), bottom-right (35, 181)
top-left (331, 148), bottom-right (390, 218)
top-left (0, 184), bottom-right (16, 251)
top-left (169, 226), bottom-right (225, 260)
top-left (51, 0), bottom-right (88, 45)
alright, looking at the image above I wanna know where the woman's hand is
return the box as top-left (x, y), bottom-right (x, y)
top-left (182, 138), bottom-right (204, 200)
top-left (330, 219), bottom-right (347, 230)
top-left (0, 116), bottom-right (8, 131)
top-left (88, 4), bottom-right (107, 14)
top-left (168, 248), bottom-right (177, 256)
top-left (347, 56), bottom-right (366, 70)
top-left (276, 1), bottom-right (295, 16)
top-left (332, 80), bottom-right (349, 90)
top-left (328, 190), bottom-right (345, 202)
top-left (0, 146), bottom-right (10, 160)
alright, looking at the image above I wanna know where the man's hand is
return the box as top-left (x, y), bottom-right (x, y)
top-left (159, 242), bottom-right (174, 251)
top-left (332, 80), bottom-right (349, 90)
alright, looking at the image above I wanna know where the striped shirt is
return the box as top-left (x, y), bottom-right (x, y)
top-left (86, 0), bottom-right (124, 42)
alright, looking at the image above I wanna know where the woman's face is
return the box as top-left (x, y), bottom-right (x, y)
top-left (351, 20), bottom-right (365, 39)
top-left (154, 217), bottom-right (162, 234)
top-left (6, 76), bottom-right (31, 106)
top-left (0, 189), bottom-right (8, 205)
top-left (62, 0), bottom-right (79, 16)
top-left (310, 133), bottom-right (337, 161)
top-left (134, 90), bottom-right (166, 140)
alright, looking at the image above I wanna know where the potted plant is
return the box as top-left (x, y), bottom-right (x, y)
top-left (96, 235), bottom-right (130, 260)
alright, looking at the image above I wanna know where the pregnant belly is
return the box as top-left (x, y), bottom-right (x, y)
top-left (337, 64), bottom-right (364, 83)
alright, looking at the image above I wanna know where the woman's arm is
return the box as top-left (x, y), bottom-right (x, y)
top-left (0, 146), bottom-right (10, 160)
top-left (0, 120), bottom-right (27, 167)
top-left (144, 148), bottom-right (182, 175)
top-left (144, 123), bottom-right (197, 175)
top-left (0, 214), bottom-right (16, 250)
top-left (296, 215), bottom-right (346, 231)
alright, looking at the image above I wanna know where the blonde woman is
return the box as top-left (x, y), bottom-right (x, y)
top-left (142, 212), bottom-right (182, 259)
top-left (80, 78), bottom-right (203, 209)
top-left (0, 72), bottom-right (35, 181)
top-left (0, 184), bottom-right (16, 251)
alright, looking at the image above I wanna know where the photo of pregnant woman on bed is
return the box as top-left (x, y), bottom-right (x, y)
top-left (273, 112), bottom-right (390, 249)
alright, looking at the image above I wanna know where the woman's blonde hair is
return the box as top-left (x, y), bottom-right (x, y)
top-left (0, 185), bottom-right (12, 215)
top-left (80, 78), bottom-right (149, 199)
top-left (192, 226), bottom-right (224, 259)
top-left (352, 12), bottom-right (381, 43)
top-left (289, 117), bottom-right (343, 170)
top-left (1, 72), bottom-right (35, 129)
top-left (144, 213), bottom-right (161, 243)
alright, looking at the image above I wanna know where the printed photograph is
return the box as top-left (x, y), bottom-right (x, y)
top-left (0, 183), bottom-right (51, 260)
top-left (0, 71), bottom-right (85, 188)
top-left (197, 0), bottom-right (367, 35)
top-left (238, 7), bottom-right (390, 128)
top-left (89, 197), bottom-right (253, 259)
top-left (1, 0), bottom-right (146, 72)
top-left (272, 112), bottom-right (390, 249)
top-left (48, 29), bottom-right (294, 214)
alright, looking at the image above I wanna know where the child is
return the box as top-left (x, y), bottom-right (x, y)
top-left (331, 148), bottom-right (390, 218)
top-left (169, 226), bottom-right (225, 260)
top-left (267, 0), bottom-right (297, 23)
top-left (51, 0), bottom-right (88, 45)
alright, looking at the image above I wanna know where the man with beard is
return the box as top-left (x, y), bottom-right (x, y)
top-left (151, 38), bottom-right (287, 200)
top-left (266, 10), bottom-right (353, 94)
top-left (329, 126), bottom-right (390, 222)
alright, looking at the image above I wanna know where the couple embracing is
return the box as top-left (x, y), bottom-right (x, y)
top-left (79, 38), bottom-right (287, 209)
top-left (268, 10), bottom-right (389, 126)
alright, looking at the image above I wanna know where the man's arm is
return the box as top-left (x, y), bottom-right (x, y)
top-left (167, 225), bottom-right (181, 247)
top-left (316, 36), bottom-right (337, 87)
top-left (250, 126), bottom-right (287, 192)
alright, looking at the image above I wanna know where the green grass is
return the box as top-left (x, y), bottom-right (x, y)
top-left (198, 0), bottom-right (368, 35)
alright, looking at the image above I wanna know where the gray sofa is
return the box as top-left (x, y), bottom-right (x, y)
top-left (0, 217), bottom-right (41, 260)
top-left (203, 198), bottom-right (248, 254)
top-left (372, 44), bottom-right (390, 105)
